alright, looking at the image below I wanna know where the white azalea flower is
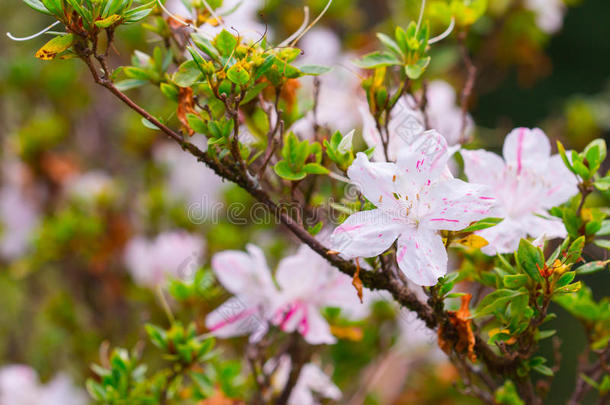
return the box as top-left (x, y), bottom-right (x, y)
top-left (292, 28), bottom-right (363, 139)
top-left (154, 141), bottom-right (226, 221)
top-left (266, 355), bottom-right (342, 405)
top-left (361, 80), bottom-right (473, 161)
top-left (525, 0), bottom-right (566, 34)
top-left (0, 162), bottom-right (40, 260)
top-left (205, 244), bottom-right (278, 342)
top-left (64, 171), bottom-right (116, 202)
top-left (330, 131), bottom-right (495, 286)
top-left (0, 365), bottom-right (87, 405)
top-left (206, 244), bottom-right (367, 344)
top-left (461, 127), bottom-right (578, 255)
top-left (123, 231), bottom-right (205, 288)
top-left (271, 245), bottom-right (366, 345)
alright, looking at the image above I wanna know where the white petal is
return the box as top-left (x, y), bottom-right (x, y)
top-left (396, 228), bottom-right (447, 286)
top-left (478, 219), bottom-right (525, 255)
top-left (301, 307), bottom-right (336, 345)
top-left (503, 127), bottom-right (551, 173)
top-left (330, 209), bottom-right (403, 258)
top-left (359, 104), bottom-right (385, 161)
top-left (522, 214), bottom-right (567, 240)
top-left (347, 153), bottom-right (402, 210)
top-left (395, 130), bottom-right (450, 187)
top-left (542, 155), bottom-right (579, 208)
top-left (423, 178), bottom-right (496, 231)
top-left (211, 244), bottom-right (274, 295)
top-left (461, 149), bottom-right (506, 186)
top-left (299, 364), bottom-right (342, 401)
top-left (205, 297), bottom-right (268, 340)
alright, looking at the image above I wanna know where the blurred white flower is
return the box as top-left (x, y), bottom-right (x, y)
top-left (271, 245), bottom-right (367, 344)
top-left (205, 244), bottom-right (278, 342)
top-left (123, 230), bottom-right (205, 287)
top-left (0, 162), bottom-right (41, 260)
top-left (292, 28), bottom-right (363, 138)
top-left (361, 80), bottom-right (472, 162)
top-left (207, 244), bottom-right (368, 344)
top-left (64, 171), bottom-right (116, 202)
top-left (0, 365), bottom-right (87, 405)
top-left (461, 127), bottom-right (578, 254)
top-left (154, 141), bottom-right (226, 219)
top-left (266, 355), bottom-right (342, 405)
top-left (525, 0), bottom-right (566, 34)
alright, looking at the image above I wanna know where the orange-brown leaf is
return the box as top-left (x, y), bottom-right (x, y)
top-left (438, 293), bottom-right (477, 362)
top-left (177, 87), bottom-right (197, 136)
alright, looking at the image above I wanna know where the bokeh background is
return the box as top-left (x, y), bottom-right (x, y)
top-left (0, 0), bottom-right (609, 403)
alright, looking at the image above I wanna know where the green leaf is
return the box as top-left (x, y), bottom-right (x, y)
top-left (240, 81), bottom-right (268, 105)
top-left (123, 66), bottom-right (151, 80)
top-left (173, 60), bottom-right (203, 87)
top-left (583, 138), bottom-right (606, 171)
top-left (556, 272), bottom-right (575, 288)
top-left (227, 64), bottom-right (250, 85)
top-left (254, 55), bottom-right (275, 79)
top-left (575, 260), bottom-right (609, 275)
top-left (566, 236), bottom-right (585, 265)
top-left (597, 220), bottom-right (610, 236)
top-left (532, 364), bottom-right (554, 377)
top-left (460, 217), bottom-right (503, 233)
top-left (160, 82), bottom-right (179, 102)
top-left (302, 163), bottom-right (330, 175)
top-left (123, 1), bottom-right (155, 23)
top-left (273, 161), bottom-right (306, 181)
top-left (572, 158), bottom-right (590, 180)
top-left (472, 289), bottom-right (526, 318)
top-left (353, 51), bottom-right (401, 69)
top-left (503, 274), bottom-right (529, 289)
top-left (66, 0), bottom-right (92, 23)
top-left (557, 141), bottom-right (574, 173)
top-left (141, 117), bottom-right (160, 130)
top-left (405, 56), bottom-right (431, 80)
top-left (21, 0), bottom-right (52, 15)
top-left (376, 32), bottom-right (402, 56)
top-left (594, 176), bottom-right (610, 191)
top-left (40, 0), bottom-right (62, 16)
top-left (186, 114), bottom-right (207, 134)
top-left (35, 34), bottom-right (76, 60)
top-left (95, 14), bottom-right (122, 28)
top-left (299, 65), bottom-right (333, 76)
top-left (594, 239), bottom-right (610, 250)
top-left (114, 79), bottom-right (148, 91)
top-left (307, 221), bottom-right (323, 236)
top-left (214, 29), bottom-right (237, 57)
top-left (517, 239), bottom-right (544, 282)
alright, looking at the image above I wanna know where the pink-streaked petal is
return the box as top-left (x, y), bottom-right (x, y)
top-left (396, 130), bottom-right (450, 187)
top-left (330, 209), bottom-right (403, 258)
top-left (503, 127), bottom-right (551, 173)
top-left (347, 153), bottom-right (401, 211)
top-left (461, 149), bottom-right (506, 186)
top-left (205, 297), bottom-right (268, 340)
top-left (300, 306), bottom-right (336, 345)
top-left (423, 178), bottom-right (496, 231)
top-left (396, 229), bottom-right (447, 286)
